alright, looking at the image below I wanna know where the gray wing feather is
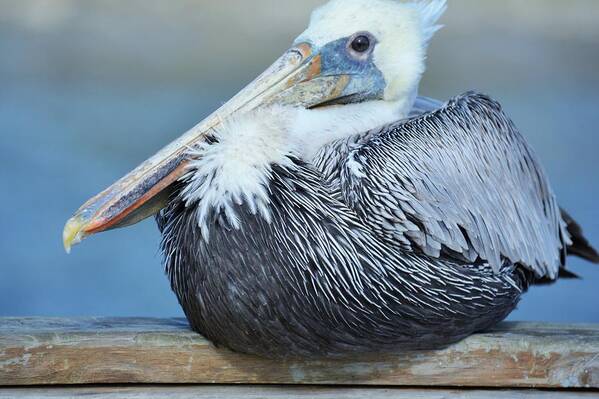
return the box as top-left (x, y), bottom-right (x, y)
top-left (322, 92), bottom-right (568, 279)
top-left (410, 96), bottom-right (445, 117)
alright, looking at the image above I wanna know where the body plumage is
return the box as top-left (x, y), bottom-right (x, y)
top-left (157, 93), bottom-right (590, 357)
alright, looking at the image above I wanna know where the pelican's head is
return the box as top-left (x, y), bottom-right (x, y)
top-left (63, 0), bottom-right (446, 250)
top-left (295, 0), bottom-right (445, 110)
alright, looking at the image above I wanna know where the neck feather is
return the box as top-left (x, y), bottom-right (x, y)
top-left (180, 98), bottom-right (411, 235)
top-left (290, 98), bottom-right (412, 160)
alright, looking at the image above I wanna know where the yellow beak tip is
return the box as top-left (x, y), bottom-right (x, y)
top-left (63, 216), bottom-right (88, 254)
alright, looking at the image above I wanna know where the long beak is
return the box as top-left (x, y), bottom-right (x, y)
top-left (63, 43), bottom-right (352, 252)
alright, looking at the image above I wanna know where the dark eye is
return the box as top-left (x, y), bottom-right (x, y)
top-left (351, 35), bottom-right (371, 53)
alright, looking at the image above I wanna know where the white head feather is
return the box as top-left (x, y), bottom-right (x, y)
top-left (297, 0), bottom-right (446, 103)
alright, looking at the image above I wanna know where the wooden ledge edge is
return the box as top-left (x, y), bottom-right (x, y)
top-left (1, 318), bottom-right (598, 389)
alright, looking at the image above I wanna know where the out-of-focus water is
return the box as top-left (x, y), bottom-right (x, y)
top-left (0, 1), bottom-right (597, 321)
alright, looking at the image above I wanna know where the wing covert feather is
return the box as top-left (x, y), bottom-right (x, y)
top-left (335, 92), bottom-right (568, 279)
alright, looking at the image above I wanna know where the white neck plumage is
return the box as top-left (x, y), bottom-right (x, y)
top-left (180, 96), bottom-right (413, 236)
top-left (288, 97), bottom-right (413, 160)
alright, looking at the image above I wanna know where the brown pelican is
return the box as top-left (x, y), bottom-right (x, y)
top-left (63, 0), bottom-right (598, 357)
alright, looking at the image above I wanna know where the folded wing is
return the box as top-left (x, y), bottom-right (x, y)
top-left (320, 92), bottom-right (569, 279)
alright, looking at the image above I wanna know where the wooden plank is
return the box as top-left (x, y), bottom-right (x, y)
top-left (0, 386), bottom-right (598, 399)
top-left (0, 318), bottom-right (598, 388)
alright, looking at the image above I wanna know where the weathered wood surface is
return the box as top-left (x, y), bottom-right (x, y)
top-left (1, 386), bottom-right (597, 399)
top-left (0, 318), bottom-right (598, 388)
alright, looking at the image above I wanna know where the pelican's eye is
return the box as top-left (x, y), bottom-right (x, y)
top-left (347, 33), bottom-right (375, 58)
top-left (351, 35), bottom-right (370, 53)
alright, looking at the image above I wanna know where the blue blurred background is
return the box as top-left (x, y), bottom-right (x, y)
top-left (0, 0), bottom-right (597, 321)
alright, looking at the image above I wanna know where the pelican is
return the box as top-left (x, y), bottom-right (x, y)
top-left (63, 0), bottom-right (598, 357)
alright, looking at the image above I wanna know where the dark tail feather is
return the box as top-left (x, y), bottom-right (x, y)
top-left (532, 267), bottom-right (580, 286)
top-left (561, 209), bottom-right (599, 264)
top-left (557, 268), bottom-right (580, 279)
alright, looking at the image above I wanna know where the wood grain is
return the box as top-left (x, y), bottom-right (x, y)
top-left (0, 318), bottom-right (598, 388)
top-left (1, 386), bottom-right (597, 399)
